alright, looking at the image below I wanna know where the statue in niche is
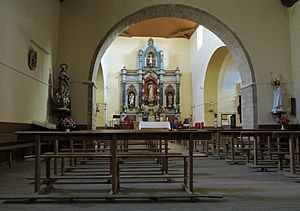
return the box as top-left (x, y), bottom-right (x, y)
top-left (148, 82), bottom-right (155, 102)
top-left (146, 52), bottom-right (155, 67)
top-left (167, 92), bottom-right (174, 108)
top-left (128, 92), bottom-right (135, 108)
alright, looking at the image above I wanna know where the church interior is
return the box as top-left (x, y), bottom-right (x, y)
top-left (1, 0), bottom-right (300, 210)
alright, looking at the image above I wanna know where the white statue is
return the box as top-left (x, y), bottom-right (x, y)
top-left (167, 93), bottom-right (173, 108)
top-left (147, 53), bottom-right (155, 67)
top-left (272, 81), bottom-right (284, 113)
top-left (148, 83), bottom-right (154, 101)
top-left (128, 93), bottom-right (135, 107)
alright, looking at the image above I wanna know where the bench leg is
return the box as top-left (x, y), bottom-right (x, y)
top-left (245, 151), bottom-right (250, 164)
top-left (184, 157), bottom-right (187, 186)
top-left (117, 158), bottom-right (120, 189)
top-left (164, 140), bottom-right (168, 175)
top-left (296, 137), bottom-right (300, 165)
top-left (46, 158), bottom-right (51, 186)
top-left (54, 158), bottom-right (57, 175)
top-left (61, 158), bottom-right (65, 176)
top-left (9, 151), bottom-right (13, 170)
top-left (278, 154), bottom-right (283, 171)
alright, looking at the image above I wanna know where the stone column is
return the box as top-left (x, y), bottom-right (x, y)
top-left (175, 67), bottom-right (181, 114)
top-left (138, 69), bottom-right (143, 109)
top-left (241, 84), bottom-right (257, 129)
top-left (121, 67), bottom-right (127, 112)
top-left (87, 82), bottom-right (97, 130)
top-left (159, 69), bottom-right (165, 107)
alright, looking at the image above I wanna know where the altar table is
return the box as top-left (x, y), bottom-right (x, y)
top-left (139, 121), bottom-right (171, 130)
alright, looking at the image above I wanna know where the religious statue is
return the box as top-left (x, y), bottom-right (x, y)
top-left (167, 93), bottom-right (173, 108)
top-left (147, 52), bottom-right (155, 67)
top-left (54, 63), bottom-right (71, 109)
top-left (58, 63), bottom-right (70, 95)
top-left (128, 92), bottom-right (135, 108)
top-left (272, 79), bottom-right (284, 113)
top-left (148, 83), bottom-right (154, 102)
top-left (208, 101), bottom-right (214, 113)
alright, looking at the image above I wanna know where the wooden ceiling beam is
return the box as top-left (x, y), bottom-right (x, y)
top-left (120, 31), bottom-right (132, 37)
top-left (168, 27), bottom-right (198, 38)
top-left (281, 0), bottom-right (298, 7)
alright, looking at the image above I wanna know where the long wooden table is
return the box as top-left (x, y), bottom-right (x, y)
top-left (16, 130), bottom-right (212, 195)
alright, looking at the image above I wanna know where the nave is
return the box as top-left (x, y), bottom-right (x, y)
top-left (1, 134), bottom-right (300, 210)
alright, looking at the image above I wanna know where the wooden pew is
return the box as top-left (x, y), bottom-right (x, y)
top-left (0, 133), bottom-right (35, 169)
top-left (16, 130), bottom-right (212, 196)
top-left (273, 131), bottom-right (300, 177)
top-left (239, 131), bottom-right (279, 171)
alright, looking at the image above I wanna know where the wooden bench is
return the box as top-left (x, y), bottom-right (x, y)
top-left (34, 151), bottom-right (207, 194)
top-left (0, 139), bottom-right (35, 169)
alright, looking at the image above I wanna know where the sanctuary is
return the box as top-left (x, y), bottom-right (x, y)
top-left (120, 38), bottom-right (181, 123)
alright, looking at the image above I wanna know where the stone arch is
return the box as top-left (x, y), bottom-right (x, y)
top-left (88, 4), bottom-right (257, 129)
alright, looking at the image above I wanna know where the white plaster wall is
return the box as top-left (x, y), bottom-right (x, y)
top-left (218, 54), bottom-right (241, 126)
top-left (289, 1), bottom-right (300, 124)
top-left (0, 0), bottom-right (60, 123)
top-left (56, 0), bottom-right (292, 124)
top-left (190, 26), bottom-right (224, 123)
top-left (101, 36), bottom-right (191, 122)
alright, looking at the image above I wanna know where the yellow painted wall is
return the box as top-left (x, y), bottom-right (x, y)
top-left (101, 37), bottom-right (192, 122)
top-left (58, 0), bottom-right (293, 125)
top-left (289, 1), bottom-right (300, 124)
top-left (95, 65), bottom-right (104, 126)
top-left (190, 26), bottom-right (225, 124)
top-left (0, 1), bottom-right (295, 126)
top-left (204, 47), bottom-right (229, 126)
top-left (0, 0), bottom-right (60, 123)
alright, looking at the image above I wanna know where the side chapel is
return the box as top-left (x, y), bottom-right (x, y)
top-left (120, 38), bottom-right (181, 123)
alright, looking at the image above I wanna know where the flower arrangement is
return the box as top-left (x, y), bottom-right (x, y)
top-left (277, 116), bottom-right (290, 125)
top-left (58, 117), bottom-right (76, 129)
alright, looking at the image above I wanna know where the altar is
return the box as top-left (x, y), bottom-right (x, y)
top-left (120, 38), bottom-right (181, 124)
top-left (139, 121), bottom-right (171, 130)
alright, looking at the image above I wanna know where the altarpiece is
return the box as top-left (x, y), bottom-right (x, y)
top-left (120, 38), bottom-right (181, 123)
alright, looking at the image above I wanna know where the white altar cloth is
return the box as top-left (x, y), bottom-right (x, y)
top-left (139, 121), bottom-right (171, 130)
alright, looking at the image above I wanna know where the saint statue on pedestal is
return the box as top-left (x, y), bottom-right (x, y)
top-left (272, 79), bottom-right (284, 113)
top-left (54, 63), bottom-right (71, 109)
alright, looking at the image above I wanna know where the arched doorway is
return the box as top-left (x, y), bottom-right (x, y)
top-left (204, 46), bottom-right (229, 126)
top-left (88, 4), bottom-right (257, 129)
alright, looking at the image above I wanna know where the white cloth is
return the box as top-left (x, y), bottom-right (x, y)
top-left (139, 121), bottom-right (171, 130)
